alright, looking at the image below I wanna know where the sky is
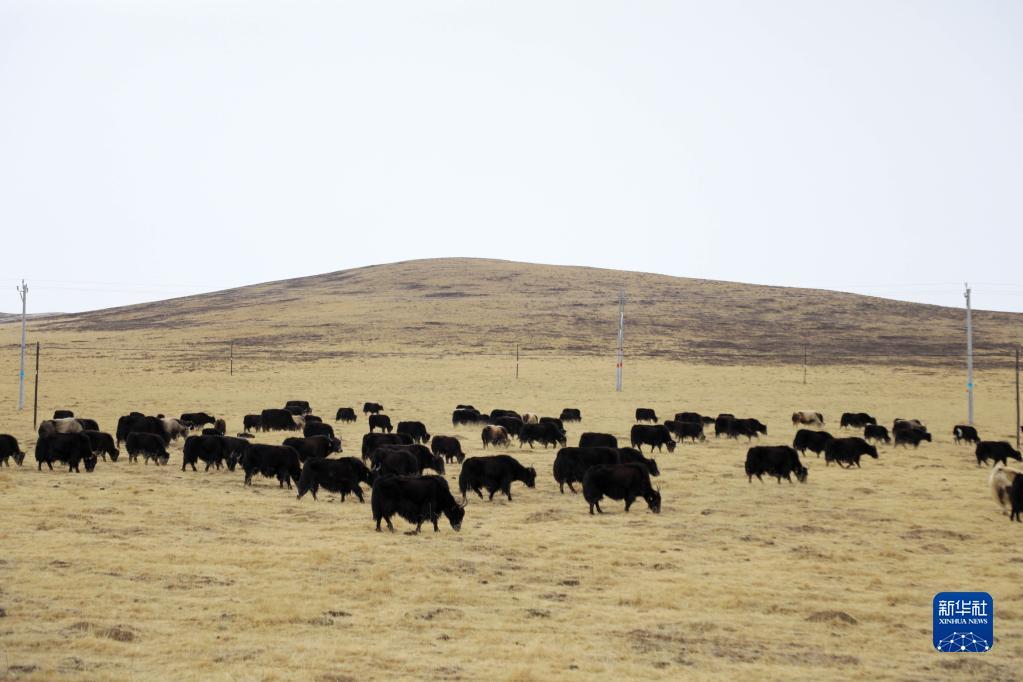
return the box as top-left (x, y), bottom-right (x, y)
top-left (1, 1), bottom-right (1022, 314)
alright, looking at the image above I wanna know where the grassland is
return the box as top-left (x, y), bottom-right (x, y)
top-left (1, 260), bottom-right (1022, 680)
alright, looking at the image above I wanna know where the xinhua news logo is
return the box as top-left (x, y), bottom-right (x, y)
top-left (933, 592), bottom-right (993, 653)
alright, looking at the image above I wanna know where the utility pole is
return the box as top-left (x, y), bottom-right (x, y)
top-left (515, 343), bottom-right (519, 380)
top-left (1016, 346), bottom-right (1020, 450)
top-left (965, 283), bottom-right (974, 425)
top-left (16, 280), bottom-right (27, 410)
top-left (32, 342), bottom-right (40, 429)
top-left (230, 341), bottom-right (234, 376)
top-left (615, 288), bottom-right (624, 392)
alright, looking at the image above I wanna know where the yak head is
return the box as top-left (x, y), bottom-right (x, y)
top-left (12, 449), bottom-right (25, 466)
top-left (431, 455), bottom-right (446, 476)
top-left (867, 444), bottom-right (879, 459)
top-left (796, 465), bottom-right (809, 483)
top-left (645, 488), bottom-right (662, 514)
top-left (666, 440), bottom-right (676, 453)
top-left (83, 454), bottom-right (98, 472)
top-left (646, 458), bottom-right (660, 476)
top-left (523, 467), bottom-right (537, 488)
top-left (445, 501), bottom-right (466, 531)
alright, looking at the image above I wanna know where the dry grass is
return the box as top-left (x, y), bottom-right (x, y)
top-left (1, 353), bottom-right (1022, 680)
top-left (1, 259), bottom-right (1022, 680)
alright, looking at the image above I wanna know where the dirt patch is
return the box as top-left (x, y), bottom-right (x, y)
top-left (806, 610), bottom-right (858, 625)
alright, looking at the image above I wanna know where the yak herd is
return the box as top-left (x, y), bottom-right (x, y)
top-left (2, 402), bottom-right (1022, 531)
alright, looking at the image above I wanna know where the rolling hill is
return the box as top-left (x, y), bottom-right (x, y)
top-left (3, 258), bottom-right (1021, 366)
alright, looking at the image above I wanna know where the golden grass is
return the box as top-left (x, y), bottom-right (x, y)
top-left (1, 349), bottom-right (1022, 680)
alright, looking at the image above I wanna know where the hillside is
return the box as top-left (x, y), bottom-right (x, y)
top-left (3, 258), bottom-right (1021, 366)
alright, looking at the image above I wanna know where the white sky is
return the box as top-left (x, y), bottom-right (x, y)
top-left (2, 1), bottom-right (1021, 313)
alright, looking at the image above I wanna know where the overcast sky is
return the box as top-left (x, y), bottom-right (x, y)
top-left (2, 1), bottom-right (1021, 314)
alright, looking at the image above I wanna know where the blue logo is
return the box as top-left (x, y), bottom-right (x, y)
top-left (933, 592), bottom-right (993, 652)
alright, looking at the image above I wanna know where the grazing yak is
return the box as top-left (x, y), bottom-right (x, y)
top-left (35, 433), bottom-right (97, 472)
top-left (824, 437), bottom-right (878, 468)
top-left (303, 421), bottom-right (336, 440)
top-left (161, 417), bottom-right (191, 442)
top-left (261, 408), bottom-right (300, 432)
top-left (397, 421), bottom-right (430, 444)
top-left (674, 412), bottom-right (704, 424)
top-left (0, 434), bottom-right (25, 466)
top-left (180, 412), bottom-right (216, 429)
top-left (38, 418), bottom-right (83, 438)
top-left (82, 430), bottom-right (119, 462)
top-left (635, 408), bottom-right (658, 423)
top-left (490, 409), bottom-right (521, 421)
top-left (335, 407), bottom-right (358, 422)
top-left (792, 429), bottom-right (834, 458)
top-left (458, 455), bottom-right (537, 502)
top-left (182, 435), bottom-right (232, 472)
top-left (553, 446), bottom-right (622, 494)
top-left (953, 425), bottom-right (980, 445)
top-left (894, 427), bottom-right (932, 448)
top-left (297, 457), bottom-right (375, 502)
top-left (126, 432), bottom-right (170, 465)
top-left (864, 424), bottom-right (891, 444)
top-left (989, 462), bottom-right (1023, 516)
top-left (430, 435), bottom-right (465, 464)
top-left (284, 400), bottom-right (312, 416)
top-left (976, 441), bottom-right (1023, 467)
top-left (243, 414), bottom-right (263, 432)
top-left (361, 432), bottom-right (413, 460)
top-left (665, 420), bottom-right (705, 442)
top-left (745, 446), bottom-right (808, 483)
top-left (582, 463), bottom-right (661, 515)
top-left (1012, 476), bottom-right (1023, 523)
top-left (481, 425), bottom-right (510, 449)
top-left (241, 444), bottom-right (301, 488)
top-left (371, 475), bottom-right (465, 533)
top-left (369, 414), bottom-right (393, 433)
top-left (726, 418), bottom-right (767, 441)
top-left (452, 408), bottom-right (487, 426)
top-left (553, 446), bottom-right (659, 494)
top-left (616, 447), bottom-right (660, 476)
top-left (539, 416), bottom-right (564, 431)
top-left (630, 425), bottom-right (676, 453)
top-left (491, 415), bottom-right (524, 437)
top-left (371, 444), bottom-right (445, 477)
top-left (519, 422), bottom-right (567, 449)
top-left (53, 409), bottom-right (74, 419)
top-left (560, 408), bottom-right (582, 422)
top-left (579, 432), bottom-right (618, 448)
top-left (283, 435), bottom-right (342, 462)
top-left (791, 411), bottom-right (824, 428)
top-left (363, 402), bottom-right (383, 415)
top-left (840, 412), bottom-right (876, 428)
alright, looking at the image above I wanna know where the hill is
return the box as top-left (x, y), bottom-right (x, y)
top-left (4, 258), bottom-right (1021, 366)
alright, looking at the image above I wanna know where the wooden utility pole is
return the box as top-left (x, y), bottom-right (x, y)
top-left (17, 280), bottom-right (27, 410)
top-left (615, 289), bottom-right (624, 392)
top-left (965, 283), bottom-right (974, 425)
top-left (230, 341), bottom-right (234, 376)
top-left (1016, 346), bottom-right (1020, 450)
top-left (32, 342), bottom-right (39, 429)
top-left (515, 344), bottom-right (519, 380)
